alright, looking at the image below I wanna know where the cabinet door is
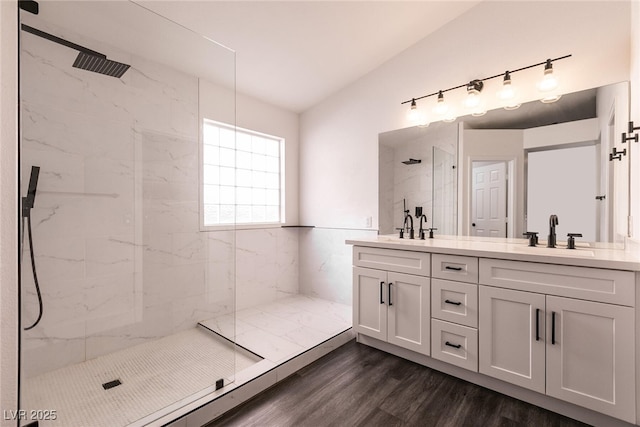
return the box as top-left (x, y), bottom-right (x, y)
top-left (546, 296), bottom-right (635, 423)
top-left (387, 272), bottom-right (430, 355)
top-left (353, 267), bottom-right (388, 341)
top-left (479, 286), bottom-right (545, 393)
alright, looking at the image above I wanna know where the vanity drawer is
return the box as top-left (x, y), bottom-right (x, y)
top-left (479, 258), bottom-right (635, 306)
top-left (432, 254), bottom-right (479, 283)
top-left (431, 319), bottom-right (478, 372)
top-left (353, 246), bottom-right (430, 276)
top-left (431, 279), bottom-right (478, 328)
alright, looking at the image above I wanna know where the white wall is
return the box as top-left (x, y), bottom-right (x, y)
top-left (300, 1), bottom-right (631, 230)
top-left (523, 118), bottom-right (599, 150)
top-left (0, 1), bottom-right (18, 424)
top-left (630, 1), bottom-right (640, 242)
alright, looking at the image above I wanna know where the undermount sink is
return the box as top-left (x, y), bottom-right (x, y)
top-left (511, 245), bottom-right (595, 257)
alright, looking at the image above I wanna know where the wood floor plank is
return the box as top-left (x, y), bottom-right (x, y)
top-left (208, 340), bottom-right (590, 427)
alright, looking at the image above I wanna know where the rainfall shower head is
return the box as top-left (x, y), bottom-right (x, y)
top-left (401, 158), bottom-right (422, 165)
top-left (73, 52), bottom-right (130, 78)
top-left (21, 24), bottom-right (130, 78)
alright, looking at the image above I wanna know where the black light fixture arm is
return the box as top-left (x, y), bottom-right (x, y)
top-left (401, 54), bottom-right (572, 106)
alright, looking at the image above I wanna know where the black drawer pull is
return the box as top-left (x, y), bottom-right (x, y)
top-left (445, 299), bottom-right (462, 306)
top-left (551, 311), bottom-right (556, 345)
top-left (535, 308), bottom-right (540, 341)
top-left (380, 281), bottom-right (384, 304)
top-left (445, 266), bottom-right (463, 271)
top-left (445, 341), bottom-right (462, 349)
top-left (388, 282), bottom-right (393, 306)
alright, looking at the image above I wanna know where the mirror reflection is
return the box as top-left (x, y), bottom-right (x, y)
top-left (379, 81), bottom-right (629, 246)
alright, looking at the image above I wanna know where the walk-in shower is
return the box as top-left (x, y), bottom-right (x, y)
top-left (18, 1), bottom-right (240, 425)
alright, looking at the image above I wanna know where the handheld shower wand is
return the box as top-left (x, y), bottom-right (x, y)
top-left (22, 166), bottom-right (43, 330)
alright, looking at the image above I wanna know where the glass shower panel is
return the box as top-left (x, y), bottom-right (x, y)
top-left (432, 146), bottom-right (457, 235)
top-left (19, 1), bottom-right (237, 425)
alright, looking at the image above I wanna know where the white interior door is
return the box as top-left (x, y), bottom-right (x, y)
top-left (471, 161), bottom-right (507, 237)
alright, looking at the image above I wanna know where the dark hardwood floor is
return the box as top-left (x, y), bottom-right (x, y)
top-left (207, 339), bottom-right (590, 427)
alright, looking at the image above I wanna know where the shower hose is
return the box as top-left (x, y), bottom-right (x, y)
top-left (22, 212), bottom-right (43, 330)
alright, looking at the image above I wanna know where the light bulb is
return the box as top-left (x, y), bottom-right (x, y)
top-left (497, 71), bottom-right (521, 110)
top-left (538, 59), bottom-right (561, 103)
top-left (407, 99), bottom-right (429, 127)
top-left (408, 99), bottom-right (420, 122)
top-left (464, 80), bottom-right (484, 110)
top-left (464, 90), bottom-right (481, 109)
top-left (433, 91), bottom-right (449, 116)
top-left (442, 106), bottom-right (457, 123)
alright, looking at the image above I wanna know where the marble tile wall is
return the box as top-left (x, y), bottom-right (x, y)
top-left (20, 20), bottom-right (299, 378)
top-left (299, 228), bottom-right (377, 305)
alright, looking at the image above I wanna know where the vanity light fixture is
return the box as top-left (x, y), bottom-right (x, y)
top-left (407, 98), bottom-right (419, 121)
top-left (434, 91), bottom-right (457, 122)
top-left (464, 80), bottom-right (487, 117)
top-left (463, 80), bottom-right (483, 109)
top-left (538, 59), bottom-right (561, 103)
top-left (497, 71), bottom-right (521, 110)
top-left (433, 91), bottom-right (450, 116)
top-left (402, 54), bottom-right (571, 123)
top-left (407, 98), bottom-right (430, 127)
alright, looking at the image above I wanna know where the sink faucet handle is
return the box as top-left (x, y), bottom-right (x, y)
top-left (523, 231), bottom-right (539, 247)
top-left (427, 227), bottom-right (438, 239)
top-left (567, 233), bottom-right (583, 249)
top-left (395, 228), bottom-right (405, 239)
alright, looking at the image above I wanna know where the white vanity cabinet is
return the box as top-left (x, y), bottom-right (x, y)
top-left (352, 247), bottom-right (431, 355)
top-left (348, 237), bottom-right (640, 425)
top-left (478, 259), bottom-right (636, 423)
top-left (430, 254), bottom-right (479, 371)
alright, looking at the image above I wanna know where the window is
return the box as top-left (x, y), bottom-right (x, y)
top-left (202, 119), bottom-right (284, 227)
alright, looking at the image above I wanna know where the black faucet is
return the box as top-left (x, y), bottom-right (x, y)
top-left (414, 207), bottom-right (427, 239)
top-left (547, 214), bottom-right (559, 248)
top-left (418, 214), bottom-right (428, 239)
top-left (404, 210), bottom-right (415, 239)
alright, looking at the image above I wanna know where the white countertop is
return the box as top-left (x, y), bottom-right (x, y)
top-left (346, 234), bottom-right (640, 271)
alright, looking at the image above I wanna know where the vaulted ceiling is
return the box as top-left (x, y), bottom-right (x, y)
top-left (138, 1), bottom-right (481, 113)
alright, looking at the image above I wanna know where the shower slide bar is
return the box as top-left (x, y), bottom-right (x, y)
top-left (38, 190), bottom-right (120, 198)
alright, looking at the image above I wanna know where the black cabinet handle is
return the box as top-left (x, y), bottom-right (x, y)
top-left (445, 265), bottom-right (463, 271)
top-left (551, 311), bottom-right (556, 345)
top-left (380, 281), bottom-right (384, 304)
top-left (388, 282), bottom-right (393, 306)
top-left (445, 299), bottom-right (462, 306)
top-left (535, 308), bottom-right (540, 341)
top-left (445, 341), bottom-right (462, 349)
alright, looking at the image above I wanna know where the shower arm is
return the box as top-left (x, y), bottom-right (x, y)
top-left (21, 24), bottom-right (106, 59)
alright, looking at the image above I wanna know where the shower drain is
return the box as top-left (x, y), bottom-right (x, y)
top-left (102, 379), bottom-right (122, 390)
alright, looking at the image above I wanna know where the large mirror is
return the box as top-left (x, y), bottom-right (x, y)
top-left (379, 81), bottom-right (629, 247)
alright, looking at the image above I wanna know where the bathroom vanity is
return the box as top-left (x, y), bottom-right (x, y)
top-left (346, 235), bottom-right (640, 426)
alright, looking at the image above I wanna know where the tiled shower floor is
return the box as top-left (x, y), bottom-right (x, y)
top-left (21, 295), bottom-right (351, 427)
top-left (200, 295), bottom-right (352, 364)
